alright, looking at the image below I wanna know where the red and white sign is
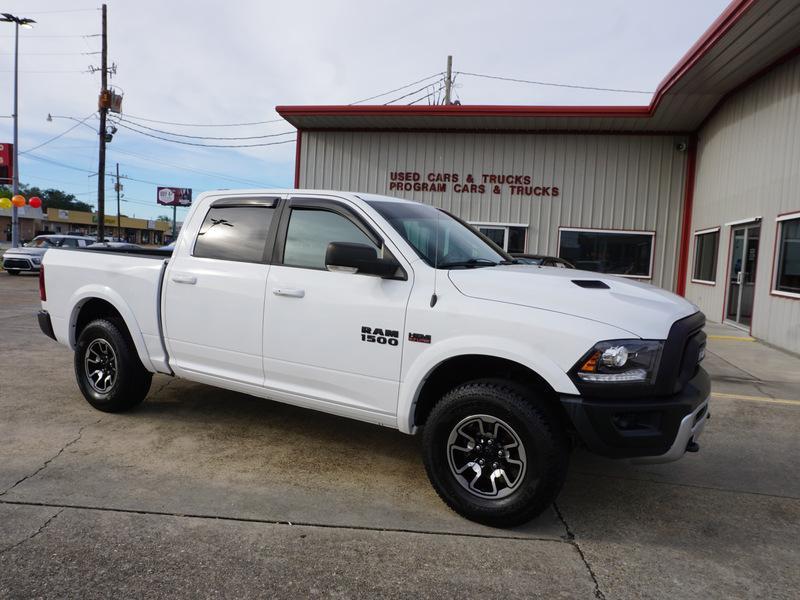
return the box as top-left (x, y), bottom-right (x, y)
top-left (157, 187), bottom-right (192, 206)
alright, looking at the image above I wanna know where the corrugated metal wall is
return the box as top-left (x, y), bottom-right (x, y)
top-left (299, 131), bottom-right (688, 290)
top-left (687, 54), bottom-right (800, 353)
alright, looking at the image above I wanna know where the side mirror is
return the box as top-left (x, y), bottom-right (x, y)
top-left (325, 242), bottom-right (404, 279)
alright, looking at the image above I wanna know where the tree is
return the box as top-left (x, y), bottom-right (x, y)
top-left (157, 215), bottom-right (171, 222)
top-left (0, 183), bottom-right (94, 213)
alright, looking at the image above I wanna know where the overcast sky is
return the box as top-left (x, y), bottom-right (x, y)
top-left (1, 0), bottom-right (730, 221)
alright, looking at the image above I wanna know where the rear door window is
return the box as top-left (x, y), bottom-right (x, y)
top-left (193, 206), bottom-right (275, 263)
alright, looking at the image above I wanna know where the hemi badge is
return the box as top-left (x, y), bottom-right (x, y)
top-left (408, 332), bottom-right (431, 344)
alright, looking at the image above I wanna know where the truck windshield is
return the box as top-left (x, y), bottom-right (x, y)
top-left (366, 200), bottom-right (510, 268)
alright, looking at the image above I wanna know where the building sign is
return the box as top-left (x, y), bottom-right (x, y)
top-left (157, 187), bottom-right (192, 206)
top-left (388, 171), bottom-right (560, 197)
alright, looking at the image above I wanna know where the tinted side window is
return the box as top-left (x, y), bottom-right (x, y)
top-left (194, 206), bottom-right (274, 262)
top-left (61, 238), bottom-right (79, 248)
top-left (283, 208), bottom-right (377, 269)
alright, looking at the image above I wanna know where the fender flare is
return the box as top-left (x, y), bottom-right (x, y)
top-left (396, 334), bottom-right (579, 434)
top-left (67, 285), bottom-right (156, 373)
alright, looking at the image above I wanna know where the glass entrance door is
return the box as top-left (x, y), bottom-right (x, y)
top-left (726, 224), bottom-right (760, 328)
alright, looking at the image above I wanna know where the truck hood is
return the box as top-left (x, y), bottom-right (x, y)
top-left (448, 265), bottom-right (699, 339)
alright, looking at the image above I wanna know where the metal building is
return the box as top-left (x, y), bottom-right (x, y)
top-left (278, 0), bottom-right (800, 354)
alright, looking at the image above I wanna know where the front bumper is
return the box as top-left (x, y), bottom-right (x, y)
top-left (2, 256), bottom-right (39, 271)
top-left (560, 367), bottom-right (710, 462)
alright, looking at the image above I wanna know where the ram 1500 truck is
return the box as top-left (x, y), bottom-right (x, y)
top-left (38, 190), bottom-right (710, 527)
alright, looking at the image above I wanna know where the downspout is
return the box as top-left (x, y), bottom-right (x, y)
top-left (676, 133), bottom-right (698, 296)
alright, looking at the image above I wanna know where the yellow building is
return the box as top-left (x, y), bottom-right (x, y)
top-left (43, 208), bottom-right (172, 246)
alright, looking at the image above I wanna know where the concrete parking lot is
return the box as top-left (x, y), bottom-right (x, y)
top-left (1, 271), bottom-right (799, 599)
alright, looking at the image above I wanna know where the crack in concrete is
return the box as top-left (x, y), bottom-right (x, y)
top-left (554, 502), bottom-right (606, 600)
top-left (0, 419), bottom-right (101, 497)
top-left (150, 377), bottom-right (175, 398)
top-left (0, 508), bottom-right (63, 556)
top-left (0, 498), bottom-right (567, 544)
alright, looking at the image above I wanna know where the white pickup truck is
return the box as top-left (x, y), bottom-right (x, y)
top-left (38, 189), bottom-right (710, 526)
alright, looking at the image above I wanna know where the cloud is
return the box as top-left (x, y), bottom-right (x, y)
top-left (0, 0), bottom-right (729, 219)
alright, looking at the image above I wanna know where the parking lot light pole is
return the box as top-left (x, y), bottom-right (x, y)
top-left (1, 13), bottom-right (35, 248)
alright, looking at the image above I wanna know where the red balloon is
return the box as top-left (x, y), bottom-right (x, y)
top-left (29, 196), bottom-right (42, 209)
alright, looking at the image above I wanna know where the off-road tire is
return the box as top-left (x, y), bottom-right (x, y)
top-left (74, 318), bottom-right (152, 412)
top-left (422, 379), bottom-right (569, 527)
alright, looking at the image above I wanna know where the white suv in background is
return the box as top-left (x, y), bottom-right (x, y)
top-left (2, 234), bottom-right (95, 275)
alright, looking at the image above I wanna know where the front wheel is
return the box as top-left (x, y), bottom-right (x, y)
top-left (422, 380), bottom-right (569, 527)
top-left (74, 318), bottom-right (152, 412)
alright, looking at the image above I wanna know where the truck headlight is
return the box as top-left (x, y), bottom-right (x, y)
top-left (32, 256), bottom-right (41, 264)
top-left (574, 340), bottom-right (663, 384)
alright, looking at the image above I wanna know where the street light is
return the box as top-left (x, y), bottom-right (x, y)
top-left (1, 13), bottom-right (35, 248)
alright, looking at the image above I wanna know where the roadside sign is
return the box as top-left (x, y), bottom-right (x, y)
top-left (157, 187), bottom-right (192, 206)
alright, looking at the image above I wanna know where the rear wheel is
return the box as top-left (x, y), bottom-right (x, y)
top-left (74, 318), bottom-right (152, 412)
top-left (422, 379), bottom-right (569, 527)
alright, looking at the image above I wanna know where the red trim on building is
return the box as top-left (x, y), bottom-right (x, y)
top-left (676, 136), bottom-right (698, 297)
top-left (651, 0), bottom-right (757, 110)
top-left (277, 104), bottom-right (653, 119)
top-left (277, 0), bottom-right (758, 127)
top-left (697, 45), bottom-right (800, 132)
top-left (293, 130), bottom-right (302, 188)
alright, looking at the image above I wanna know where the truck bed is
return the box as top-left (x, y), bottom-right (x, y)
top-left (42, 247), bottom-right (171, 374)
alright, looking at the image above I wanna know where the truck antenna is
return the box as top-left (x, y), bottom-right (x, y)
top-left (430, 204), bottom-right (439, 307)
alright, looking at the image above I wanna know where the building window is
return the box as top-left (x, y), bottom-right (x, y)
top-left (471, 224), bottom-right (527, 253)
top-left (559, 228), bottom-right (654, 278)
top-left (773, 213), bottom-right (800, 297)
top-left (692, 227), bottom-right (720, 284)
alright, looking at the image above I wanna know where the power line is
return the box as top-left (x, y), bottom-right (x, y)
top-left (0, 33), bottom-right (100, 38)
top-left (20, 112), bottom-right (97, 154)
top-left (113, 117), bottom-right (295, 141)
top-left (116, 122), bottom-right (297, 148)
top-left (384, 79), bottom-right (445, 105)
top-left (350, 72), bottom-right (444, 105)
top-left (455, 71), bottom-right (653, 94)
top-left (122, 114), bottom-right (286, 128)
top-left (107, 147), bottom-right (273, 188)
top-left (0, 51), bottom-right (100, 55)
top-left (23, 153), bottom-right (96, 174)
top-left (22, 8), bottom-right (100, 14)
top-left (407, 83), bottom-right (447, 106)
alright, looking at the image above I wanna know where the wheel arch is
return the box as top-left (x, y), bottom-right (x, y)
top-left (68, 290), bottom-right (155, 373)
top-left (403, 352), bottom-right (573, 435)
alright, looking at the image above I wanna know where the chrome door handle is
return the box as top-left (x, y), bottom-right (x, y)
top-left (172, 274), bottom-right (197, 285)
top-left (273, 288), bottom-right (305, 298)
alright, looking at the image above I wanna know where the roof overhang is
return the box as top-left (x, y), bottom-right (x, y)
top-left (277, 0), bottom-right (800, 134)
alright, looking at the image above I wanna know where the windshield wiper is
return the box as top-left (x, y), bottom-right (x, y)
top-left (438, 258), bottom-right (499, 269)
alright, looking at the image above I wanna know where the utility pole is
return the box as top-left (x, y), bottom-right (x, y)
top-left (1, 13), bottom-right (35, 248)
top-left (444, 55), bottom-right (453, 105)
top-left (115, 162), bottom-right (122, 241)
top-left (96, 3), bottom-right (108, 242)
top-left (172, 205), bottom-right (177, 240)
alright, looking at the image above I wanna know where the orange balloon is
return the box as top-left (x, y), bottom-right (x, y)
top-left (29, 196), bottom-right (42, 209)
top-left (11, 195), bottom-right (25, 208)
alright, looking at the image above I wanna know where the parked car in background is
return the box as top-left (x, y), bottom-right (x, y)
top-left (2, 234), bottom-right (95, 275)
top-left (88, 242), bottom-right (143, 250)
top-left (512, 253), bottom-right (575, 269)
